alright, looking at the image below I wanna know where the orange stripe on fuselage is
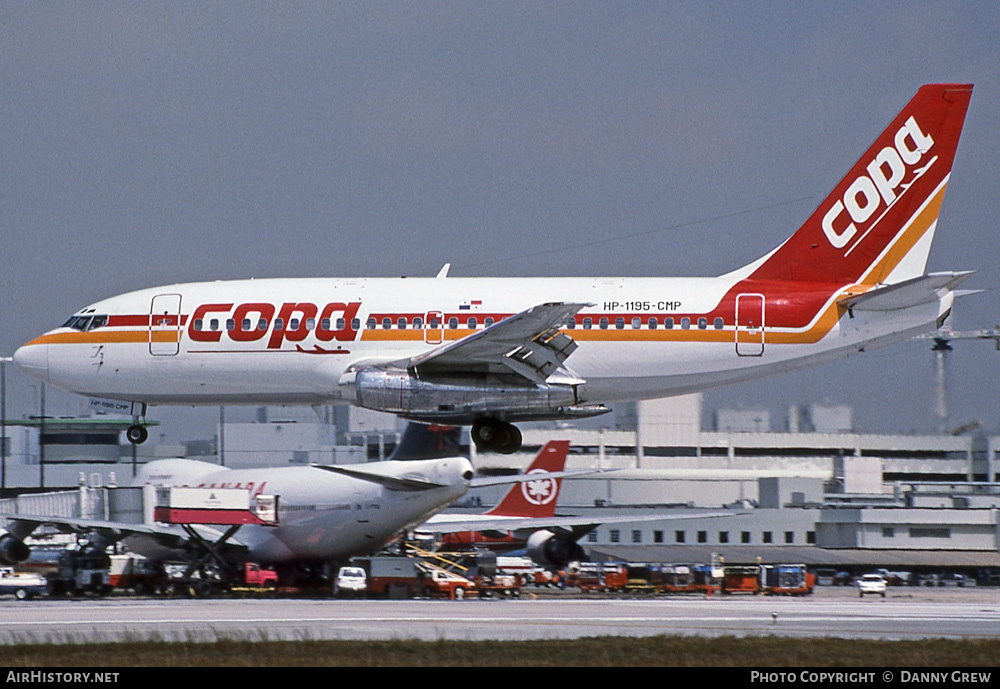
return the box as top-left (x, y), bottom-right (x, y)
top-left (28, 189), bottom-right (944, 354)
top-left (24, 330), bottom-right (178, 346)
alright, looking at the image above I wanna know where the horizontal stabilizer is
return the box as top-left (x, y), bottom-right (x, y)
top-left (310, 463), bottom-right (450, 491)
top-left (838, 271), bottom-right (976, 312)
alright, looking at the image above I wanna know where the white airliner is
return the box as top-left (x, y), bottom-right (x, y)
top-left (0, 455), bottom-right (476, 570)
top-left (13, 84), bottom-right (975, 453)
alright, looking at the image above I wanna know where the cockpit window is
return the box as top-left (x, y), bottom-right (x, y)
top-left (62, 315), bottom-right (108, 331)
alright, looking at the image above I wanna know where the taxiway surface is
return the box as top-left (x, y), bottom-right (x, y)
top-left (0, 588), bottom-right (996, 644)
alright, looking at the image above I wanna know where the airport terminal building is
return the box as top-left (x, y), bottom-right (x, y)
top-left (3, 395), bottom-right (1000, 574)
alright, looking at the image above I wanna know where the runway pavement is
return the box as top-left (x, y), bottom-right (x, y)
top-left (0, 587), bottom-right (996, 644)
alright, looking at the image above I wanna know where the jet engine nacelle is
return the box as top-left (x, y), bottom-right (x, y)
top-left (525, 529), bottom-right (586, 569)
top-left (0, 533), bottom-right (31, 566)
top-left (351, 368), bottom-right (579, 424)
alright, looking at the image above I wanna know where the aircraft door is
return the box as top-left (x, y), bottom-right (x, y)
top-left (735, 293), bottom-right (764, 357)
top-left (424, 311), bottom-right (444, 345)
top-left (149, 293), bottom-right (182, 356)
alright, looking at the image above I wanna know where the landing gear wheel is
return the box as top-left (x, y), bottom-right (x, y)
top-left (494, 424), bottom-right (521, 455)
top-left (471, 419), bottom-right (523, 454)
top-left (126, 425), bottom-right (148, 445)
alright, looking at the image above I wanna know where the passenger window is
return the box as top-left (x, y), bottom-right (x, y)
top-left (429, 317), bottom-right (440, 328)
top-left (599, 318), bottom-right (609, 330)
top-left (413, 317), bottom-right (423, 330)
top-left (631, 317), bottom-right (641, 329)
top-left (615, 317), bottom-right (625, 330)
top-left (321, 318), bottom-right (331, 330)
top-left (193, 319), bottom-right (203, 331)
top-left (566, 318), bottom-right (576, 330)
top-left (397, 317), bottom-right (407, 330)
top-left (306, 318), bottom-right (315, 330)
top-left (484, 317), bottom-right (494, 328)
top-left (382, 317), bottom-right (391, 330)
top-left (257, 318), bottom-right (268, 331)
top-left (274, 318), bottom-right (284, 331)
top-left (366, 318), bottom-right (377, 330)
top-left (467, 318), bottom-right (477, 329)
top-left (583, 318), bottom-right (592, 330)
top-left (698, 317), bottom-right (707, 330)
top-left (648, 317), bottom-right (658, 330)
top-left (448, 317), bottom-right (458, 329)
top-left (242, 318), bottom-right (252, 331)
top-left (351, 318), bottom-right (361, 331)
top-left (714, 317), bottom-right (724, 330)
top-left (681, 317), bottom-right (691, 330)
top-left (227, 319), bottom-right (235, 331)
top-left (210, 319), bottom-right (220, 331)
top-left (336, 318), bottom-right (346, 330)
top-left (664, 318), bottom-right (674, 329)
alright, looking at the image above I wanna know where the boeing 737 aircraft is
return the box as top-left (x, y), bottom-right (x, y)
top-left (13, 84), bottom-right (974, 453)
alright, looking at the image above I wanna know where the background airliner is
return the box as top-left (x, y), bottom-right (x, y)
top-left (13, 84), bottom-right (974, 453)
top-left (0, 455), bottom-right (475, 571)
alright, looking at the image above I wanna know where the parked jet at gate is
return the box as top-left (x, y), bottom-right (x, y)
top-left (0, 456), bottom-right (475, 568)
top-left (418, 438), bottom-right (726, 567)
top-left (420, 440), bottom-right (587, 565)
top-left (13, 84), bottom-right (975, 453)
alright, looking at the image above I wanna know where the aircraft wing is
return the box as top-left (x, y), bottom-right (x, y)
top-left (397, 302), bottom-right (590, 384)
top-left (422, 511), bottom-right (738, 538)
top-left (310, 464), bottom-right (458, 492)
top-left (469, 469), bottom-right (607, 489)
top-left (1, 514), bottom-right (248, 549)
top-left (838, 271), bottom-right (976, 312)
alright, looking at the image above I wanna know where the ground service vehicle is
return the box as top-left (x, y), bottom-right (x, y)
top-left (240, 562), bottom-right (279, 590)
top-left (0, 567), bottom-right (47, 600)
top-left (416, 562), bottom-right (476, 600)
top-left (721, 565), bottom-right (762, 594)
top-left (762, 564), bottom-right (815, 595)
top-left (108, 554), bottom-right (168, 594)
top-left (567, 562), bottom-right (627, 592)
top-left (857, 573), bottom-right (888, 597)
top-left (355, 555), bottom-right (420, 599)
top-left (334, 566), bottom-right (368, 597)
top-left (46, 549), bottom-right (112, 596)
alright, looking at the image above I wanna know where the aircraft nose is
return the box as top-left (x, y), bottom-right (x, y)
top-left (12, 342), bottom-right (49, 383)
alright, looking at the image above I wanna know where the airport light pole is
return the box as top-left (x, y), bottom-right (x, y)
top-left (1, 359), bottom-right (6, 490)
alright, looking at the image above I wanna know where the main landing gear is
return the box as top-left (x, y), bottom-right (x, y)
top-left (126, 424), bottom-right (148, 445)
top-left (471, 418), bottom-right (522, 454)
top-left (127, 402), bottom-right (149, 445)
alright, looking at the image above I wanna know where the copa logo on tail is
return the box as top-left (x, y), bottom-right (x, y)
top-left (822, 116), bottom-right (935, 251)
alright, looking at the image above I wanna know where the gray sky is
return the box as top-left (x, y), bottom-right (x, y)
top-left (3, 2), bottom-right (999, 441)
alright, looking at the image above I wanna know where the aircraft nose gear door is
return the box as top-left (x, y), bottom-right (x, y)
top-left (150, 294), bottom-right (182, 356)
top-left (735, 293), bottom-right (765, 357)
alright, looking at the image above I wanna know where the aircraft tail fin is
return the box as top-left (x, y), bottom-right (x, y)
top-left (485, 440), bottom-right (570, 518)
top-left (389, 423), bottom-right (462, 461)
top-left (743, 84), bottom-right (972, 286)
